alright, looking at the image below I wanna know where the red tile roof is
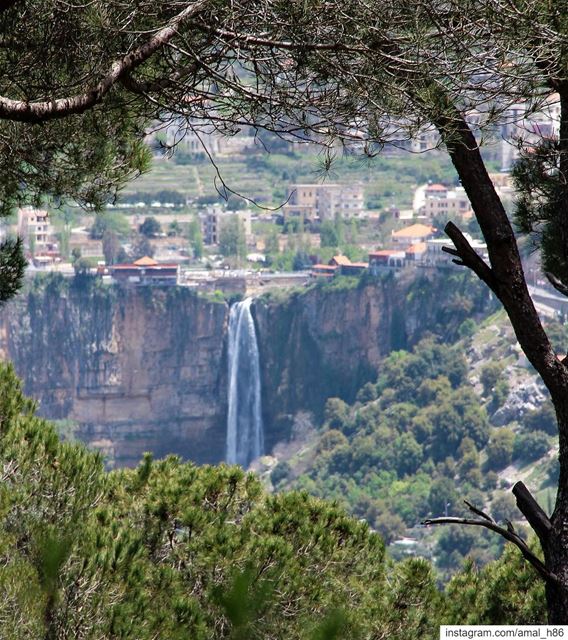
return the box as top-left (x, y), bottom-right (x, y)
top-left (330, 255), bottom-right (352, 266)
top-left (392, 224), bottom-right (435, 238)
top-left (406, 242), bottom-right (427, 254)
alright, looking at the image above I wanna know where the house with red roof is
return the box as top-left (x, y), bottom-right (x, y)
top-left (311, 255), bottom-right (367, 278)
top-left (107, 256), bottom-right (179, 286)
top-left (368, 249), bottom-right (406, 272)
top-left (391, 223), bottom-right (436, 248)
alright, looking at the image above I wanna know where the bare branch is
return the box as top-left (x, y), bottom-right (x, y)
top-left (443, 221), bottom-right (497, 292)
top-left (463, 499), bottom-right (495, 523)
top-left (422, 499), bottom-right (557, 584)
top-left (512, 481), bottom-right (552, 546)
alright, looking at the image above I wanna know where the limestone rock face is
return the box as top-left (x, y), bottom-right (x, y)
top-left (0, 279), bottom-right (229, 467)
top-left (253, 281), bottom-right (394, 448)
top-left (0, 273), bottom-right (477, 467)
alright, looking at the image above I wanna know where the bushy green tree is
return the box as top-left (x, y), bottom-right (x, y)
top-left (513, 432), bottom-right (551, 464)
top-left (485, 429), bottom-right (515, 471)
top-left (90, 212), bottom-right (130, 240)
top-left (0, 363), bottom-right (453, 639)
top-left (139, 216), bottom-right (162, 238)
top-left (219, 217), bottom-right (246, 259)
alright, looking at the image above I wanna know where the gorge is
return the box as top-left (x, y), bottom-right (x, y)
top-left (0, 271), bottom-right (494, 467)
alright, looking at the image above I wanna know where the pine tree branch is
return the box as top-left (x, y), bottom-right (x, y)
top-left (0, 0), bottom-right (210, 123)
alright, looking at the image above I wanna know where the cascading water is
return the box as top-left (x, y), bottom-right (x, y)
top-left (226, 297), bottom-right (264, 467)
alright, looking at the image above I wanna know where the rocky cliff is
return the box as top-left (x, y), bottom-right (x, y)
top-left (0, 270), bottom-right (495, 467)
top-left (0, 276), bottom-right (229, 466)
top-left (254, 278), bottom-right (394, 448)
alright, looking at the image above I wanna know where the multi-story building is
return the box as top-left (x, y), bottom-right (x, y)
top-left (423, 235), bottom-right (488, 266)
top-left (162, 118), bottom-right (256, 157)
top-left (201, 208), bottom-right (252, 245)
top-left (17, 206), bottom-right (57, 258)
top-left (283, 182), bottom-right (365, 221)
top-left (500, 94), bottom-right (560, 171)
top-left (418, 184), bottom-right (472, 219)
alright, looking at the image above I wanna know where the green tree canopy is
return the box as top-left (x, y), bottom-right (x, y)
top-left (219, 216), bottom-right (246, 259)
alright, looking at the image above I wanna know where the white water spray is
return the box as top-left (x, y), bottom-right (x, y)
top-left (226, 298), bottom-right (264, 467)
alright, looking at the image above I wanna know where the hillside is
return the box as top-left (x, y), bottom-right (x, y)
top-left (265, 308), bottom-right (560, 576)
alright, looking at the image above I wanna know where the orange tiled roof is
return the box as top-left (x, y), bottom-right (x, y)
top-left (392, 224), bottom-right (435, 238)
top-left (406, 242), bottom-right (427, 254)
top-left (369, 249), bottom-right (404, 257)
top-left (331, 255), bottom-right (352, 266)
top-left (133, 256), bottom-right (159, 266)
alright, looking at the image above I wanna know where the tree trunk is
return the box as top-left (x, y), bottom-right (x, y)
top-left (545, 398), bottom-right (568, 623)
top-left (433, 106), bottom-right (568, 623)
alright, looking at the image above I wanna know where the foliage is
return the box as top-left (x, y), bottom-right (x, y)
top-left (0, 239), bottom-right (26, 303)
top-left (102, 230), bottom-right (122, 265)
top-left (320, 221), bottom-right (340, 248)
top-left (139, 216), bottom-right (162, 238)
top-left (512, 431), bottom-right (551, 464)
top-left (90, 212), bottom-right (131, 240)
top-left (445, 546), bottom-right (546, 624)
top-left (290, 336), bottom-right (498, 572)
top-left (524, 400), bottom-right (557, 436)
top-left (219, 217), bottom-right (246, 259)
top-left (187, 219), bottom-right (204, 259)
top-left (0, 362), bottom-right (453, 639)
top-left (0, 346), bottom-right (547, 633)
top-left (485, 429), bottom-right (515, 472)
top-left (131, 236), bottom-right (155, 260)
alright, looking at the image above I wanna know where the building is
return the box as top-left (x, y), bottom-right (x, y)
top-left (283, 182), bottom-right (365, 221)
top-left (202, 208), bottom-right (252, 245)
top-left (413, 183), bottom-right (472, 219)
top-left (500, 94), bottom-right (561, 171)
top-left (311, 255), bottom-right (367, 278)
top-left (405, 242), bottom-right (427, 263)
top-left (391, 223), bottom-right (436, 248)
top-left (17, 206), bottom-right (57, 258)
top-left (368, 249), bottom-right (406, 271)
top-left (311, 264), bottom-right (337, 278)
top-left (162, 118), bottom-right (256, 157)
top-left (422, 235), bottom-right (488, 266)
top-left (107, 256), bottom-right (179, 285)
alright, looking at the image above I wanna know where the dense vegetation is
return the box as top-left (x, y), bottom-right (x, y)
top-left (274, 324), bottom-right (557, 574)
top-left (0, 360), bottom-right (548, 637)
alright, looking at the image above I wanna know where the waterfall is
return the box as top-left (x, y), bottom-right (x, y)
top-left (226, 298), bottom-right (264, 467)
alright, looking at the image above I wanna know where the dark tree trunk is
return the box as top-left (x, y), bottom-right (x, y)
top-left (545, 399), bottom-right (568, 623)
top-left (432, 105), bottom-right (568, 624)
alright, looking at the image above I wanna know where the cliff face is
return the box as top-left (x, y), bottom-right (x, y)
top-left (0, 277), bottom-right (229, 466)
top-left (0, 271), bottom-right (494, 467)
top-left (254, 279), bottom-right (394, 448)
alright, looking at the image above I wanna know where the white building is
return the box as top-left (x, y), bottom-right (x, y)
top-left (423, 235), bottom-right (488, 266)
top-left (415, 183), bottom-right (472, 218)
top-left (17, 207), bottom-right (57, 257)
top-left (283, 182), bottom-right (365, 221)
top-left (202, 207), bottom-right (252, 245)
top-left (500, 94), bottom-right (561, 171)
